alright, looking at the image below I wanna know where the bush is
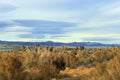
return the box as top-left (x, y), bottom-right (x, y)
top-left (0, 53), bottom-right (24, 80)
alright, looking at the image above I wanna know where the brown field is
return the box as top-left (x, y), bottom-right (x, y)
top-left (0, 45), bottom-right (120, 80)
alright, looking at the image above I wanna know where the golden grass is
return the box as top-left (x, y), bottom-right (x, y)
top-left (60, 67), bottom-right (94, 77)
top-left (0, 46), bottom-right (120, 80)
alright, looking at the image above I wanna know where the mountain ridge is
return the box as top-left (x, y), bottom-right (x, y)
top-left (0, 40), bottom-right (118, 47)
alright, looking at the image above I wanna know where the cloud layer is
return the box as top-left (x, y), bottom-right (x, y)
top-left (0, 0), bottom-right (120, 43)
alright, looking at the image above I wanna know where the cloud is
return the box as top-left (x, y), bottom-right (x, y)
top-left (47, 35), bottom-right (71, 41)
top-left (103, 7), bottom-right (120, 16)
top-left (82, 37), bottom-right (120, 43)
top-left (14, 20), bottom-right (76, 27)
top-left (18, 34), bottom-right (45, 39)
top-left (0, 21), bottom-right (13, 27)
top-left (0, 19), bottom-right (77, 40)
top-left (0, 18), bottom-right (120, 43)
top-left (83, 37), bottom-right (118, 41)
top-left (0, 0), bottom-right (120, 43)
top-left (4, 26), bottom-right (32, 32)
top-left (100, 1), bottom-right (120, 16)
top-left (14, 19), bottom-right (77, 34)
top-left (50, 35), bottom-right (70, 38)
top-left (0, 3), bottom-right (16, 13)
top-left (0, 22), bottom-right (7, 27)
top-left (0, 21), bottom-right (15, 32)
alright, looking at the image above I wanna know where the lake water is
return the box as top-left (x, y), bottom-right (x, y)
top-left (0, 48), bottom-right (13, 51)
top-left (0, 46), bottom-right (108, 51)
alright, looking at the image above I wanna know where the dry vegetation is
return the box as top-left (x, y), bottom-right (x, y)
top-left (0, 45), bottom-right (120, 80)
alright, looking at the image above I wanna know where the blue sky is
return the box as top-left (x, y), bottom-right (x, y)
top-left (0, 0), bottom-right (120, 43)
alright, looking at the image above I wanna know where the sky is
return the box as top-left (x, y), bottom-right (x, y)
top-left (0, 0), bottom-right (120, 43)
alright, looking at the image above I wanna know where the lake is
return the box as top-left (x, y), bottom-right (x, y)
top-left (0, 46), bottom-right (109, 51)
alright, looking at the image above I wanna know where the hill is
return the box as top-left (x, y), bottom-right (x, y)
top-left (0, 40), bottom-right (118, 47)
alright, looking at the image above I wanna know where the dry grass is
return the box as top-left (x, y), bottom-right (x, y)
top-left (87, 54), bottom-right (120, 80)
top-left (0, 46), bottom-right (120, 80)
top-left (60, 67), bottom-right (94, 77)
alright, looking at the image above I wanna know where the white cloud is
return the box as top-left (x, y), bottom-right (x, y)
top-left (101, 6), bottom-right (120, 16)
top-left (4, 26), bottom-right (32, 32)
top-left (99, 1), bottom-right (120, 16)
top-left (0, 26), bottom-right (32, 40)
top-left (0, 0), bottom-right (120, 43)
top-left (79, 20), bottom-right (120, 28)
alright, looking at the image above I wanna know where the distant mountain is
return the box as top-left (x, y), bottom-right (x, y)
top-left (0, 40), bottom-right (119, 47)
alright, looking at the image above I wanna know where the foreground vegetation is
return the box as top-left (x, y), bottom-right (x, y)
top-left (0, 45), bottom-right (120, 80)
